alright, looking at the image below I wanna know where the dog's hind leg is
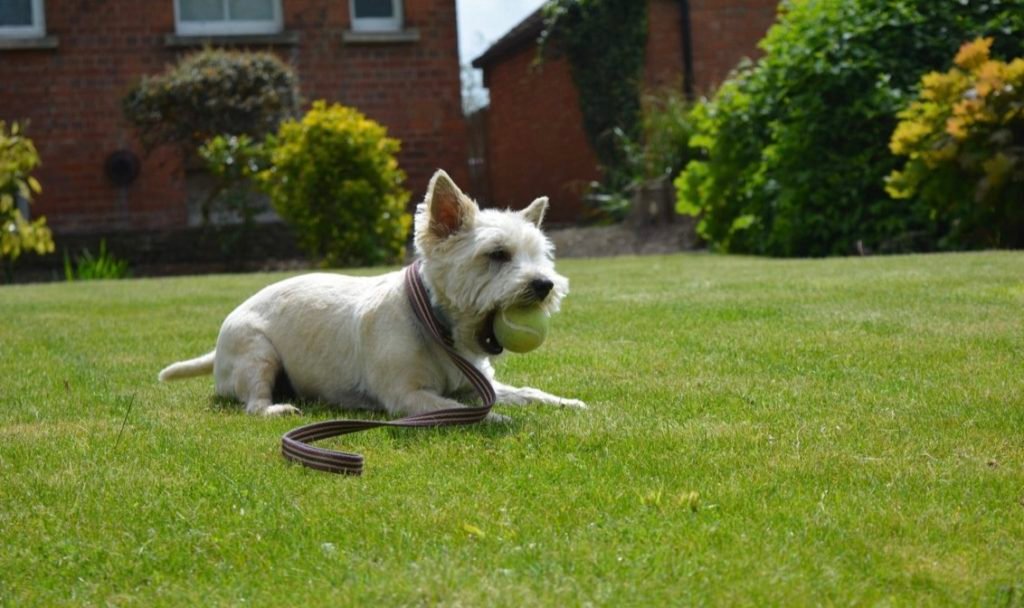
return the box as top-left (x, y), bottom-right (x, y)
top-left (216, 331), bottom-right (300, 417)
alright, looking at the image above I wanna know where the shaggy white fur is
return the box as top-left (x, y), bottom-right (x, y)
top-left (159, 170), bottom-right (586, 417)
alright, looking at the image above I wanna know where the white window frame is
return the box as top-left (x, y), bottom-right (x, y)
top-left (0, 0), bottom-right (46, 39)
top-left (349, 0), bottom-right (402, 32)
top-left (174, 0), bottom-right (283, 36)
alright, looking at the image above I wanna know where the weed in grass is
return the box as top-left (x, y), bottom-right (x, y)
top-left (62, 239), bottom-right (131, 281)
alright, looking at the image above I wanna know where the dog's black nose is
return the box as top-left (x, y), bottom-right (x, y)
top-left (530, 278), bottom-right (554, 301)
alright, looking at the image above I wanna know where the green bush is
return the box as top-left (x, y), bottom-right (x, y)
top-left (260, 101), bottom-right (411, 267)
top-left (635, 89), bottom-right (695, 183)
top-left (887, 38), bottom-right (1024, 248)
top-left (197, 134), bottom-right (273, 262)
top-left (592, 88), bottom-right (696, 221)
top-left (676, 0), bottom-right (1024, 256)
top-left (617, 88), bottom-right (696, 184)
top-left (198, 134), bottom-right (272, 222)
top-left (1, 121), bottom-right (54, 282)
top-left (123, 48), bottom-right (300, 153)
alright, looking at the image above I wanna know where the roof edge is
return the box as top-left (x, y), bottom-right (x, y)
top-left (470, 7), bottom-right (547, 70)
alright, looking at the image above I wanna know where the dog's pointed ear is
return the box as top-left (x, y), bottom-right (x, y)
top-left (426, 170), bottom-right (476, 238)
top-left (521, 196), bottom-right (549, 228)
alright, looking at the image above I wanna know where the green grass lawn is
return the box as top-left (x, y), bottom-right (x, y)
top-left (1, 252), bottom-right (1022, 606)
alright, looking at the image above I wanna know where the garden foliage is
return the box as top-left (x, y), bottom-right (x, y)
top-left (631, 89), bottom-right (696, 184)
top-left (596, 89), bottom-right (697, 220)
top-left (676, 0), bottom-right (1024, 256)
top-left (260, 101), bottom-right (411, 267)
top-left (1, 122), bottom-right (54, 281)
top-left (123, 48), bottom-right (300, 153)
top-left (197, 134), bottom-right (273, 261)
top-left (887, 38), bottom-right (1024, 248)
top-left (198, 134), bottom-right (272, 223)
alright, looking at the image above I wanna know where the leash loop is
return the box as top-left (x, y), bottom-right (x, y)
top-left (280, 262), bottom-right (495, 475)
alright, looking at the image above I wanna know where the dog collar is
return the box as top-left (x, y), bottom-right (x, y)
top-left (408, 261), bottom-right (455, 347)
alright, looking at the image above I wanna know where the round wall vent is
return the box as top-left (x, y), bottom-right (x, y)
top-left (104, 150), bottom-right (140, 186)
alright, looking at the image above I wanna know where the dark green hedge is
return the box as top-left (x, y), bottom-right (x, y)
top-left (123, 48), bottom-right (300, 153)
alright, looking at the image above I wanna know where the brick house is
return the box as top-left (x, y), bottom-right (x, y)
top-left (0, 0), bottom-right (466, 236)
top-left (472, 0), bottom-right (780, 224)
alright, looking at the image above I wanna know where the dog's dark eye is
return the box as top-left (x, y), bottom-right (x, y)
top-left (488, 249), bottom-right (511, 263)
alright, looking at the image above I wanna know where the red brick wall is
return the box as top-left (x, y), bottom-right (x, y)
top-left (480, 0), bottom-right (779, 225)
top-left (644, 0), bottom-right (685, 92)
top-left (291, 0), bottom-right (467, 196)
top-left (688, 0), bottom-right (779, 93)
top-left (482, 44), bottom-right (601, 224)
top-left (480, 0), bottom-right (686, 223)
top-left (0, 0), bottom-right (465, 233)
top-left (0, 1), bottom-right (185, 233)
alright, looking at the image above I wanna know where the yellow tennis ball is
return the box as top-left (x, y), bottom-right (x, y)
top-left (493, 305), bottom-right (549, 353)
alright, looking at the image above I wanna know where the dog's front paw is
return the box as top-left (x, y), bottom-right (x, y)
top-left (558, 398), bottom-right (588, 410)
top-left (263, 404), bottom-right (302, 417)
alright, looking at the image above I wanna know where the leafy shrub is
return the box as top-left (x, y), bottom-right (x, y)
top-left (198, 134), bottom-right (272, 223)
top-left (260, 101), bottom-right (411, 267)
top-left (887, 38), bottom-right (1024, 248)
top-left (591, 89), bottom-right (696, 221)
top-left (1, 121), bottom-right (54, 282)
top-left (634, 89), bottom-right (695, 183)
top-left (676, 0), bottom-right (1024, 256)
top-left (197, 134), bottom-right (273, 261)
top-left (123, 48), bottom-right (300, 153)
top-left (63, 239), bottom-right (131, 281)
top-left (617, 88), bottom-right (696, 184)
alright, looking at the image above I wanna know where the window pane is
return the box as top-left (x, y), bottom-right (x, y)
top-left (353, 0), bottom-right (394, 19)
top-left (0, 0), bottom-right (33, 26)
top-left (180, 0), bottom-right (225, 21)
top-left (229, 0), bottom-right (273, 20)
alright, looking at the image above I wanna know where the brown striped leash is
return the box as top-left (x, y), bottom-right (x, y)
top-left (280, 261), bottom-right (496, 475)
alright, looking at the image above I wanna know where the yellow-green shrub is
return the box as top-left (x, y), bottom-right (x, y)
top-left (887, 38), bottom-right (1024, 248)
top-left (1, 122), bottom-right (54, 282)
top-left (260, 101), bottom-right (411, 267)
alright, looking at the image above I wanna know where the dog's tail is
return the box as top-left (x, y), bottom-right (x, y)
top-left (158, 351), bottom-right (215, 382)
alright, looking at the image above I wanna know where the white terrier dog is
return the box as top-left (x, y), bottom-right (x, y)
top-left (159, 170), bottom-right (586, 418)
